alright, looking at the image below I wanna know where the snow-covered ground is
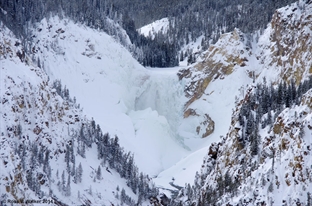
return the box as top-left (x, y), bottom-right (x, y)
top-left (31, 17), bottom-right (190, 178)
top-left (138, 18), bottom-right (169, 39)
top-left (2, 16), bottom-right (275, 200)
top-left (3, 13), bottom-right (285, 198)
top-left (0, 25), bottom-right (140, 205)
top-left (2, 1), bottom-right (312, 204)
top-left (28, 17), bottom-right (260, 194)
top-left (154, 62), bottom-right (253, 192)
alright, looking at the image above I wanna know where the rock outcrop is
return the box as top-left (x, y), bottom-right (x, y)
top-left (258, 0), bottom-right (312, 84)
top-left (174, 1), bottom-right (312, 205)
top-left (178, 29), bottom-right (252, 138)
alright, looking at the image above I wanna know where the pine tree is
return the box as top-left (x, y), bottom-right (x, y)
top-left (79, 125), bottom-right (85, 141)
top-left (307, 192), bottom-right (312, 206)
top-left (26, 169), bottom-right (34, 191)
top-left (186, 183), bottom-right (192, 199)
top-left (70, 139), bottom-right (75, 163)
top-left (80, 141), bottom-right (86, 158)
top-left (290, 79), bottom-right (296, 103)
top-left (251, 131), bottom-right (259, 156)
top-left (268, 182), bottom-right (273, 193)
top-left (216, 174), bottom-right (224, 197)
top-left (121, 188), bottom-right (126, 204)
top-left (285, 84), bottom-right (291, 107)
top-left (120, 152), bottom-right (130, 178)
top-left (65, 175), bottom-right (71, 196)
top-left (42, 149), bottom-right (51, 179)
top-left (187, 54), bottom-right (193, 65)
top-left (57, 180), bottom-right (62, 192)
top-left (261, 86), bottom-right (269, 114)
top-left (277, 82), bottom-right (284, 106)
top-left (296, 82), bottom-right (303, 104)
top-left (96, 165), bottom-right (102, 180)
top-left (65, 145), bottom-right (70, 172)
top-left (20, 143), bottom-right (26, 170)
top-left (89, 185), bottom-right (93, 196)
top-left (224, 171), bottom-right (232, 193)
top-left (282, 81), bottom-right (287, 105)
top-left (38, 147), bottom-right (44, 165)
top-left (180, 51), bottom-right (184, 62)
top-left (30, 143), bottom-right (38, 168)
top-left (245, 112), bottom-right (254, 140)
top-left (97, 140), bottom-right (103, 160)
top-left (16, 123), bottom-right (22, 137)
top-left (71, 157), bottom-right (76, 177)
top-left (138, 172), bottom-right (144, 194)
top-left (126, 154), bottom-right (134, 180)
top-left (75, 163), bottom-right (83, 183)
top-left (109, 136), bottom-right (120, 169)
top-left (267, 109), bottom-right (272, 126)
top-left (62, 170), bottom-right (66, 194)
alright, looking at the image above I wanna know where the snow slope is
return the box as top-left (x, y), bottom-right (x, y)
top-left (171, 1), bottom-right (312, 205)
top-left (138, 18), bottom-right (170, 39)
top-left (0, 25), bottom-right (144, 205)
top-left (28, 17), bottom-right (224, 194)
top-left (29, 17), bottom-right (189, 177)
top-left (154, 61), bottom-right (253, 192)
top-left (154, 0), bottom-right (312, 189)
top-left (3, 1), bottom-right (310, 202)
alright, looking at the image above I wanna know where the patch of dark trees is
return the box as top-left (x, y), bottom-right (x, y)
top-left (238, 77), bottom-right (312, 153)
top-left (0, 0), bottom-right (178, 67)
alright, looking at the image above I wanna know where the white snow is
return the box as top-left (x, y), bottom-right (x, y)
top-left (3, 1), bottom-right (311, 203)
top-left (0, 16), bottom-right (275, 200)
top-left (179, 35), bottom-right (205, 67)
top-left (28, 17), bottom-right (251, 194)
top-left (154, 63), bottom-right (253, 191)
top-left (30, 17), bottom-right (190, 177)
top-left (0, 24), bottom-right (149, 205)
top-left (138, 18), bottom-right (170, 39)
top-left (154, 146), bottom-right (209, 194)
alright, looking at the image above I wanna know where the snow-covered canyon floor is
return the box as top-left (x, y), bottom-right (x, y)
top-left (27, 17), bottom-right (196, 192)
top-left (20, 16), bottom-right (252, 196)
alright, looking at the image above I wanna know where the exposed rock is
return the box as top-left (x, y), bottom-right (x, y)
top-left (191, 87), bottom-right (312, 204)
top-left (301, 89), bottom-right (312, 108)
top-left (183, 108), bottom-right (198, 118)
top-left (260, 2), bottom-right (312, 84)
top-left (179, 29), bottom-right (250, 138)
top-left (194, 114), bottom-right (215, 138)
top-left (201, 114), bottom-right (215, 138)
top-left (182, 30), bottom-right (250, 108)
top-left (208, 142), bottom-right (219, 160)
top-left (273, 116), bottom-right (284, 134)
top-left (183, 2), bottom-right (312, 197)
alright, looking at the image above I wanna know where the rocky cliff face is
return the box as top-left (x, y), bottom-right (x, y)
top-left (178, 29), bottom-right (253, 138)
top-left (193, 86), bottom-right (312, 205)
top-left (178, 0), bottom-right (312, 140)
top-left (1, 28), bottom-right (84, 203)
top-left (174, 0), bottom-right (312, 205)
top-left (179, 29), bottom-right (251, 109)
top-left (258, 0), bottom-right (312, 84)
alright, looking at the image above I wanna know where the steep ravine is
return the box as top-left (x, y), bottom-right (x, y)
top-left (28, 17), bottom-right (191, 178)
